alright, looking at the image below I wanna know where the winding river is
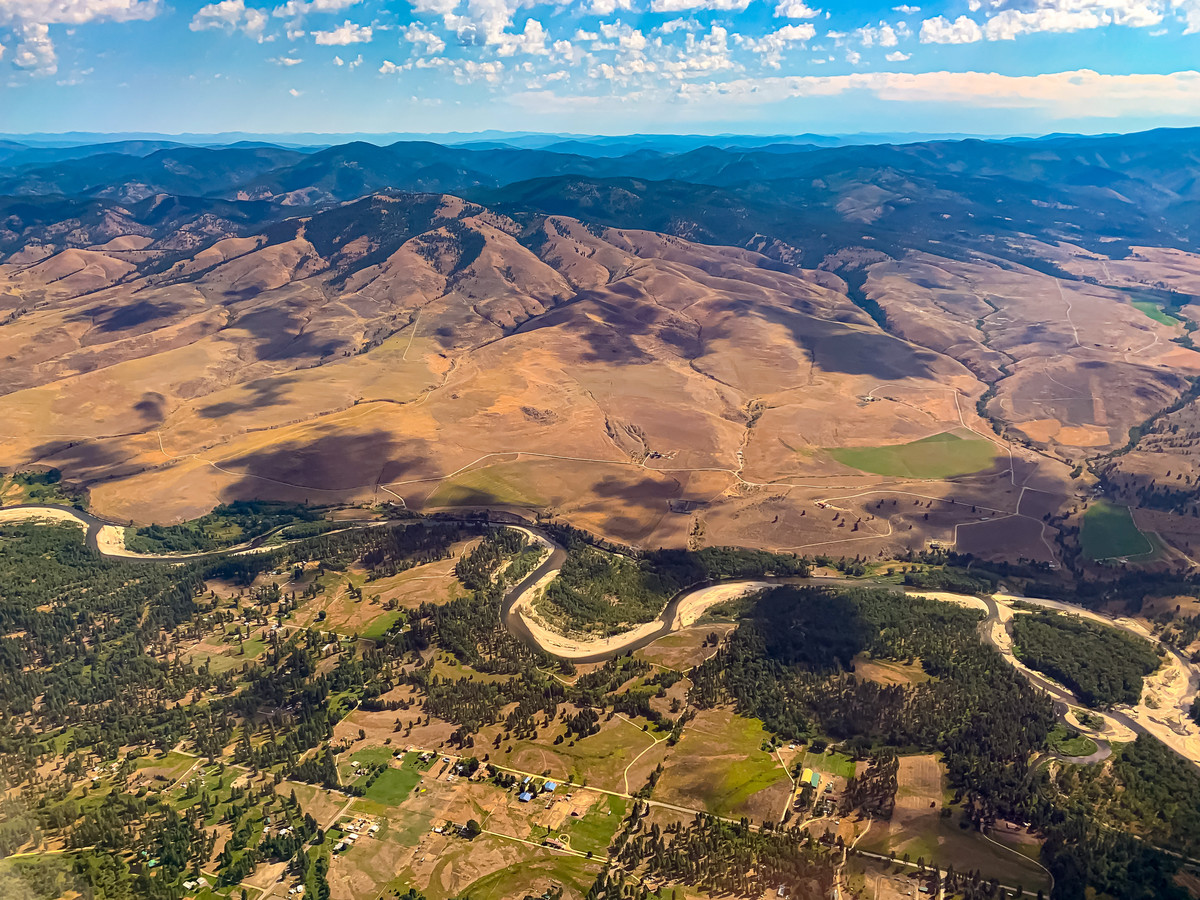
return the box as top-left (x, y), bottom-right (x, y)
top-left (4, 503), bottom-right (1199, 769)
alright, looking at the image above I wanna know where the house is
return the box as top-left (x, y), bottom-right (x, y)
top-left (809, 772), bottom-right (821, 789)
top-left (800, 768), bottom-right (814, 785)
top-left (543, 781), bottom-right (558, 793)
top-left (518, 791), bottom-right (534, 802)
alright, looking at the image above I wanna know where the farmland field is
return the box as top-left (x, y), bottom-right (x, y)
top-left (1081, 501), bottom-right (1153, 560)
top-left (653, 708), bottom-right (790, 820)
top-left (1132, 300), bottom-right (1182, 327)
top-left (828, 431), bottom-right (998, 479)
top-left (363, 766), bottom-right (422, 805)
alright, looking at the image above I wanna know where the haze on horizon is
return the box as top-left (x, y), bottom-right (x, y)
top-left (1, 0), bottom-right (1199, 136)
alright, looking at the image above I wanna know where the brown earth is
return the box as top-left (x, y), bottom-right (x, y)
top-left (4, 197), bottom-right (1198, 565)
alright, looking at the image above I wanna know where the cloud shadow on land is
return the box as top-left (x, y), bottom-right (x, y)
top-left (217, 428), bottom-right (431, 501)
top-left (69, 299), bottom-right (186, 333)
top-left (197, 375), bottom-right (300, 419)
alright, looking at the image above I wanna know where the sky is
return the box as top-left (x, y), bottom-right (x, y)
top-left (0, 0), bottom-right (1199, 136)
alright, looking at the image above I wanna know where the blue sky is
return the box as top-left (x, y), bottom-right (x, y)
top-left (1, 0), bottom-right (1199, 135)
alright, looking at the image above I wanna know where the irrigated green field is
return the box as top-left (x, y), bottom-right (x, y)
top-left (363, 765), bottom-right (422, 805)
top-left (1080, 501), bottom-right (1153, 560)
top-left (829, 431), bottom-right (998, 479)
top-left (1132, 300), bottom-right (1182, 327)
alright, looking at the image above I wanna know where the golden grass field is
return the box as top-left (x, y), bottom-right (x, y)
top-left (5, 199), bottom-right (1200, 564)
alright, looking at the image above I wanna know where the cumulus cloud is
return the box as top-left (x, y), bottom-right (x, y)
top-left (311, 18), bottom-right (371, 43)
top-left (190, 0), bottom-right (269, 37)
top-left (734, 22), bottom-right (814, 68)
top-left (12, 21), bottom-right (56, 73)
top-left (404, 21), bottom-right (445, 53)
top-left (919, 13), bottom-right (983, 41)
top-left (272, 0), bottom-right (357, 16)
top-left (0, 0), bottom-right (159, 25)
top-left (1178, 0), bottom-right (1200, 33)
top-left (885, 49), bottom-right (910, 59)
top-left (856, 21), bottom-right (900, 45)
top-left (494, 16), bottom-right (548, 54)
top-left (773, 0), bottom-right (820, 16)
top-left (651, 0), bottom-right (751, 12)
top-left (589, 0), bottom-right (632, 13)
top-left (269, 53), bottom-right (302, 63)
top-left (893, 4), bottom-right (920, 12)
top-left (455, 58), bottom-right (503, 82)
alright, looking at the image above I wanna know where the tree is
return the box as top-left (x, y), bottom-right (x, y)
top-left (464, 819), bottom-right (482, 840)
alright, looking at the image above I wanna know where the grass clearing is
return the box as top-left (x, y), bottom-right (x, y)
top-left (1081, 501), bottom-right (1153, 560)
top-left (363, 765), bottom-right (422, 805)
top-left (1132, 301), bottom-right (1182, 327)
top-left (655, 708), bottom-right (790, 819)
top-left (828, 431), bottom-right (998, 479)
top-left (458, 848), bottom-right (602, 900)
top-left (560, 794), bottom-right (626, 854)
top-left (1048, 724), bottom-right (1099, 758)
top-left (426, 464), bottom-right (549, 509)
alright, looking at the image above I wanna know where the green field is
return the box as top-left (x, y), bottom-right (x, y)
top-left (561, 794), bottom-right (626, 854)
top-left (1048, 724), bottom-right (1099, 758)
top-left (829, 431), bottom-right (999, 479)
top-left (362, 764), bottom-right (422, 805)
top-left (1080, 501), bottom-right (1153, 560)
top-left (1132, 300), bottom-right (1182, 327)
top-left (361, 609), bottom-right (403, 640)
top-left (426, 464), bottom-right (548, 509)
top-left (457, 839), bottom-right (602, 900)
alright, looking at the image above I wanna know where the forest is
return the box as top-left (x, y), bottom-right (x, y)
top-left (538, 535), bottom-right (810, 634)
top-left (1010, 611), bottom-right (1162, 707)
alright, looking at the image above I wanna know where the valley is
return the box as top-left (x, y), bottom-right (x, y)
top-left (5, 128), bottom-right (1200, 900)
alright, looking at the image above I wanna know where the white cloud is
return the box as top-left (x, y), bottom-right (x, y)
top-left (885, 49), bottom-right (910, 59)
top-left (494, 16), bottom-right (548, 54)
top-left (272, 0), bottom-right (358, 16)
top-left (311, 18), bottom-right (371, 43)
top-left (919, 14), bottom-right (983, 42)
top-left (656, 17), bottom-right (696, 32)
top-left (892, 4), bottom-right (920, 12)
top-left (600, 20), bottom-right (647, 49)
top-left (190, 0), bottom-right (269, 37)
top-left (455, 58), bottom-right (503, 82)
top-left (378, 58), bottom-right (398, 72)
top-left (288, 86), bottom-right (301, 94)
top-left (660, 24), bottom-right (735, 76)
top-left (589, 0), bottom-right (631, 13)
top-left (856, 21), bottom-right (899, 45)
top-left (12, 21), bottom-right (56, 74)
top-left (734, 22), bottom-right (815, 68)
top-left (1178, 0), bottom-right (1200, 33)
top-left (404, 21), bottom-right (445, 53)
top-left (0, 0), bottom-right (159, 25)
top-left (651, 0), bottom-right (751, 12)
top-left (572, 28), bottom-right (597, 39)
top-left (774, 0), bottom-right (820, 17)
top-left (269, 53), bottom-right (302, 63)
top-left (674, 68), bottom-right (1200, 119)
